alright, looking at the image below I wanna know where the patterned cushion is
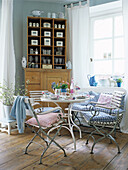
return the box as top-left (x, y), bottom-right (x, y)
top-left (96, 93), bottom-right (112, 107)
top-left (93, 107), bottom-right (111, 114)
top-left (72, 104), bottom-right (92, 111)
top-left (93, 106), bottom-right (124, 114)
top-left (82, 111), bottom-right (117, 124)
top-left (89, 91), bottom-right (100, 106)
top-left (71, 91), bottom-right (100, 111)
top-left (26, 112), bottom-right (63, 127)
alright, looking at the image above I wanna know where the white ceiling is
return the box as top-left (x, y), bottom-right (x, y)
top-left (25, 0), bottom-right (79, 4)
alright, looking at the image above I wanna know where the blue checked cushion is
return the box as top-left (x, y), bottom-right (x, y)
top-left (71, 91), bottom-right (100, 111)
top-left (72, 104), bottom-right (92, 111)
top-left (82, 111), bottom-right (117, 124)
top-left (89, 91), bottom-right (100, 106)
top-left (93, 107), bottom-right (124, 115)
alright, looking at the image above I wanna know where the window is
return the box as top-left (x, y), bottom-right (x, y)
top-left (91, 14), bottom-right (124, 76)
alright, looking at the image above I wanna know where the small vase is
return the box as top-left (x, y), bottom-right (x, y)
top-left (55, 89), bottom-right (61, 96)
top-left (117, 82), bottom-right (121, 87)
top-left (61, 88), bottom-right (67, 93)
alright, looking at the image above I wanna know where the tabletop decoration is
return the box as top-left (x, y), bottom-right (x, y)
top-left (51, 81), bottom-right (69, 94)
top-left (60, 81), bottom-right (69, 93)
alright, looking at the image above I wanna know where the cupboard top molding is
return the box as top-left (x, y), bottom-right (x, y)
top-left (27, 16), bottom-right (67, 21)
top-left (24, 68), bottom-right (71, 72)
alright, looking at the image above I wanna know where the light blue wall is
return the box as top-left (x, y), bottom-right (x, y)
top-left (13, 0), bottom-right (24, 85)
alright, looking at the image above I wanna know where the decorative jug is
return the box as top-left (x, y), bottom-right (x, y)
top-left (87, 74), bottom-right (97, 86)
top-left (58, 12), bottom-right (64, 19)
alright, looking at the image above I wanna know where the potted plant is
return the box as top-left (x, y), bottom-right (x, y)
top-left (60, 81), bottom-right (69, 93)
top-left (0, 79), bottom-right (28, 121)
top-left (116, 78), bottom-right (123, 87)
top-left (0, 83), bottom-right (14, 120)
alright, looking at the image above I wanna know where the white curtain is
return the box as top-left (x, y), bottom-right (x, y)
top-left (0, 0), bottom-right (15, 118)
top-left (120, 0), bottom-right (128, 133)
top-left (65, 2), bottom-right (90, 88)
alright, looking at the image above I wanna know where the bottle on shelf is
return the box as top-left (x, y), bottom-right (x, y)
top-left (30, 48), bottom-right (34, 54)
top-left (70, 78), bottom-right (74, 94)
top-left (29, 22), bottom-right (32, 27)
top-left (35, 48), bottom-right (38, 54)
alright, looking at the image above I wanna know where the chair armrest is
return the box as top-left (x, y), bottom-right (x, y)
top-left (90, 101), bottom-right (110, 105)
top-left (95, 104), bottom-right (117, 110)
top-left (39, 106), bottom-right (62, 115)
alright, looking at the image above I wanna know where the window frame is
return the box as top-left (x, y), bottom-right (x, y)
top-left (90, 12), bottom-right (124, 76)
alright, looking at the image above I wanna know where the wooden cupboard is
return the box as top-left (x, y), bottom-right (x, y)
top-left (25, 68), bottom-right (71, 92)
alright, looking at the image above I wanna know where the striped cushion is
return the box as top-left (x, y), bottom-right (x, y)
top-left (82, 111), bottom-right (117, 123)
top-left (72, 104), bottom-right (92, 111)
top-left (93, 107), bottom-right (124, 115)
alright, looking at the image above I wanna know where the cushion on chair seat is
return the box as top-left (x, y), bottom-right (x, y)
top-left (81, 111), bottom-right (117, 125)
top-left (72, 104), bottom-right (92, 111)
top-left (26, 112), bottom-right (63, 127)
top-left (93, 107), bottom-right (124, 115)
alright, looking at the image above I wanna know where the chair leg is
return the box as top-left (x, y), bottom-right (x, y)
top-left (86, 129), bottom-right (97, 144)
top-left (25, 132), bottom-right (38, 154)
top-left (108, 134), bottom-right (120, 153)
top-left (25, 126), bottom-right (48, 154)
top-left (90, 136), bottom-right (105, 154)
top-left (39, 126), bottom-right (67, 164)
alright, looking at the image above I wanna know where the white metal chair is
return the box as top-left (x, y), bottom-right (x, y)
top-left (24, 98), bottom-right (67, 164)
top-left (70, 90), bottom-right (126, 154)
top-left (81, 90), bottom-right (126, 154)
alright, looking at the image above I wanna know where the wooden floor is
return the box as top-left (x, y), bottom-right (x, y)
top-left (0, 126), bottom-right (128, 170)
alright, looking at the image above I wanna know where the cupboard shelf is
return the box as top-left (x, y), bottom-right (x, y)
top-left (28, 45), bottom-right (40, 46)
top-left (41, 55), bottom-right (52, 56)
top-left (28, 26), bottom-right (40, 29)
top-left (41, 27), bottom-right (53, 30)
top-left (28, 36), bottom-right (40, 38)
top-left (28, 54), bottom-right (40, 56)
top-left (54, 55), bottom-right (65, 57)
top-left (54, 37), bottom-right (65, 39)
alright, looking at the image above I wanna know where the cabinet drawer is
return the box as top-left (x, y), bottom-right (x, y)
top-left (25, 72), bottom-right (40, 84)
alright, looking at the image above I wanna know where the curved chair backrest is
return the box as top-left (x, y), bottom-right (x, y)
top-left (29, 91), bottom-right (43, 101)
top-left (111, 91), bottom-right (125, 109)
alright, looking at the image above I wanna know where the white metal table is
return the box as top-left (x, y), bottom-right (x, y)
top-left (40, 96), bottom-right (90, 150)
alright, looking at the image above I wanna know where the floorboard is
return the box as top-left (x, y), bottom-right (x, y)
top-left (0, 127), bottom-right (128, 170)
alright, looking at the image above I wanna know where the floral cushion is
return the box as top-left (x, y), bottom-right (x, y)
top-left (26, 112), bottom-right (63, 127)
top-left (96, 93), bottom-right (112, 107)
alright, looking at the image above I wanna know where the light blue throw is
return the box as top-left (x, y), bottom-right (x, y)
top-left (10, 96), bottom-right (29, 133)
